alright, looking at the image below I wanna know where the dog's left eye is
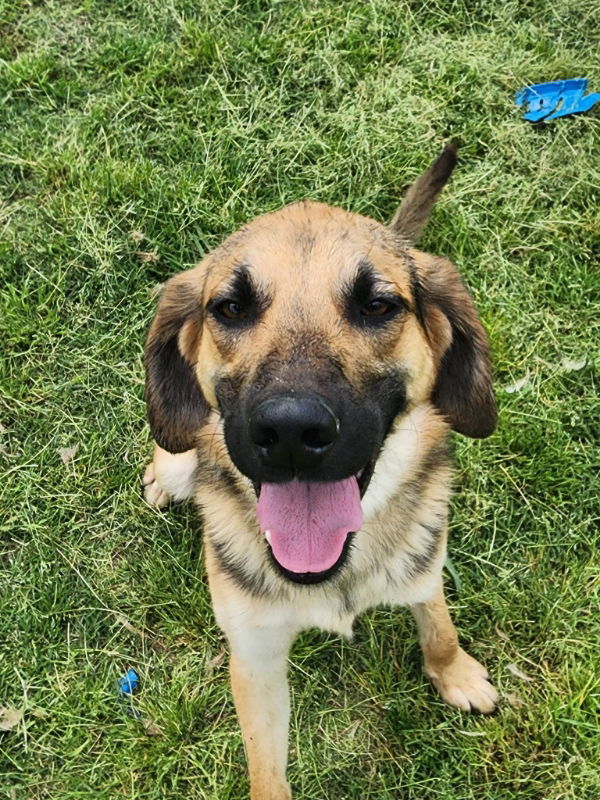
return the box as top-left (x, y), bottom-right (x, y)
top-left (360, 299), bottom-right (397, 317)
top-left (359, 297), bottom-right (407, 322)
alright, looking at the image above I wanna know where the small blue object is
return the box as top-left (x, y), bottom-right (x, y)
top-left (515, 78), bottom-right (600, 122)
top-left (118, 668), bottom-right (140, 696)
top-left (118, 668), bottom-right (142, 718)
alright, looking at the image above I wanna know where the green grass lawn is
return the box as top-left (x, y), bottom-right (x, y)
top-left (1, 0), bottom-right (599, 797)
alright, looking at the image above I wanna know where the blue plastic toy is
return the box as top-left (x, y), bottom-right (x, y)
top-left (515, 78), bottom-right (600, 122)
top-left (118, 668), bottom-right (140, 696)
top-left (118, 668), bottom-right (142, 718)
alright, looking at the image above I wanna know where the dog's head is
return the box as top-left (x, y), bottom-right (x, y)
top-left (145, 142), bottom-right (496, 583)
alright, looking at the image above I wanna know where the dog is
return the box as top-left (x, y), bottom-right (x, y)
top-left (142, 141), bottom-right (498, 800)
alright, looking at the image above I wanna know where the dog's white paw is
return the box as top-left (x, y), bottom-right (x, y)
top-left (142, 462), bottom-right (171, 508)
top-left (250, 781), bottom-right (291, 800)
top-left (427, 647), bottom-right (498, 714)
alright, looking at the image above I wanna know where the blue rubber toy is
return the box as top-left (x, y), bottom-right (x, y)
top-left (118, 668), bottom-right (140, 696)
top-left (118, 668), bottom-right (142, 718)
top-left (515, 78), bottom-right (600, 122)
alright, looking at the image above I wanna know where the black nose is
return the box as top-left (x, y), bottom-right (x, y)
top-left (249, 394), bottom-right (340, 471)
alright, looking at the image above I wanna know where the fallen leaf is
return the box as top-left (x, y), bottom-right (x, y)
top-left (205, 649), bottom-right (226, 675)
top-left (494, 625), bottom-right (510, 642)
top-left (505, 692), bottom-right (524, 708)
top-left (0, 422), bottom-right (6, 435)
top-left (503, 376), bottom-right (529, 394)
top-left (506, 663), bottom-right (534, 682)
top-left (150, 282), bottom-right (165, 298)
top-left (116, 615), bottom-right (145, 639)
top-left (136, 250), bottom-right (159, 263)
top-left (560, 357), bottom-right (586, 371)
top-left (30, 707), bottom-right (49, 719)
top-left (57, 444), bottom-right (78, 464)
top-left (0, 707), bottom-right (23, 731)
top-left (130, 230), bottom-right (145, 243)
top-left (141, 717), bottom-right (163, 736)
top-left (345, 720), bottom-right (361, 740)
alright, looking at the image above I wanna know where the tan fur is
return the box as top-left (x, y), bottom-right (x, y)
top-left (390, 140), bottom-right (459, 242)
top-left (141, 147), bottom-right (498, 798)
top-left (411, 581), bottom-right (498, 713)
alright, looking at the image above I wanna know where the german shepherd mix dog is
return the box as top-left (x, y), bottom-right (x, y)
top-left (142, 142), bottom-right (498, 800)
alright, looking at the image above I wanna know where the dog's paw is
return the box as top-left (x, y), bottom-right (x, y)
top-left (142, 462), bottom-right (170, 508)
top-left (427, 647), bottom-right (498, 714)
top-left (251, 783), bottom-right (291, 800)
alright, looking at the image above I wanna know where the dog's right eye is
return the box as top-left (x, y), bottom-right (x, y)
top-left (208, 266), bottom-right (267, 328)
top-left (212, 300), bottom-right (247, 322)
top-left (218, 300), bottom-right (245, 319)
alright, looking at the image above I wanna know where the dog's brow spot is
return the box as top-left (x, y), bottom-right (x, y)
top-left (295, 231), bottom-right (316, 259)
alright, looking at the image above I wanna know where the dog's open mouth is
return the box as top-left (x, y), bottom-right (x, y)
top-left (256, 469), bottom-right (371, 584)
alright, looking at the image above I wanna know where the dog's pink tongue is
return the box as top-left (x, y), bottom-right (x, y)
top-left (257, 478), bottom-right (362, 574)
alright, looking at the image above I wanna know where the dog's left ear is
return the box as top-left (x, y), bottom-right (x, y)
top-left (411, 252), bottom-right (497, 439)
top-left (390, 141), bottom-right (496, 438)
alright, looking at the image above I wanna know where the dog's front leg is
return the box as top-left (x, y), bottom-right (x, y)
top-left (227, 624), bottom-right (295, 800)
top-left (411, 579), bottom-right (499, 714)
top-left (142, 444), bottom-right (198, 507)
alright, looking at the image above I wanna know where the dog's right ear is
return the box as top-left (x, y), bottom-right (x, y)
top-left (144, 268), bottom-right (210, 453)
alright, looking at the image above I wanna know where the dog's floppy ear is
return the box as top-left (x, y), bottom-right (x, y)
top-left (390, 141), bottom-right (495, 437)
top-left (390, 140), bottom-right (459, 243)
top-left (144, 268), bottom-right (210, 453)
top-left (412, 252), bottom-right (497, 438)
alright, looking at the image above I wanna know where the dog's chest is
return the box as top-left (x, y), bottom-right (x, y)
top-left (200, 455), bottom-right (450, 638)
top-left (242, 525), bottom-right (448, 640)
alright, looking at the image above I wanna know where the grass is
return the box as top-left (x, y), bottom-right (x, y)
top-left (0, 0), bottom-right (599, 797)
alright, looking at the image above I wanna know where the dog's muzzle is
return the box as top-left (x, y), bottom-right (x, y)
top-left (220, 379), bottom-right (401, 583)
